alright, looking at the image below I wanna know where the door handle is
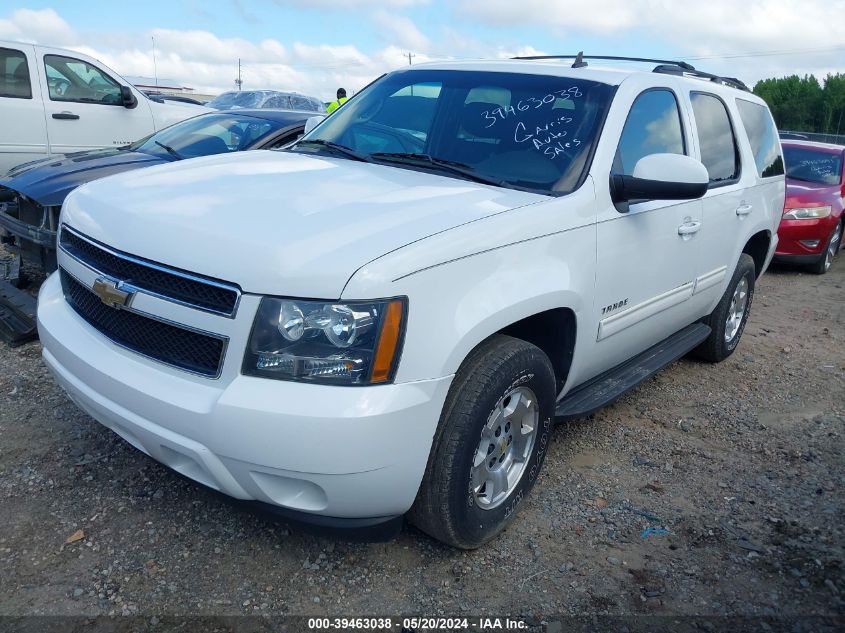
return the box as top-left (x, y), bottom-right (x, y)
top-left (735, 204), bottom-right (753, 216)
top-left (677, 220), bottom-right (702, 236)
top-left (52, 112), bottom-right (79, 120)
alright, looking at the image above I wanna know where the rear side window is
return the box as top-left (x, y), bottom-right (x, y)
top-left (736, 99), bottom-right (784, 178)
top-left (615, 89), bottom-right (685, 175)
top-left (0, 47), bottom-right (32, 99)
top-left (690, 93), bottom-right (739, 184)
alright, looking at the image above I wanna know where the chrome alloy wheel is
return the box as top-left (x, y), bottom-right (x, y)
top-left (724, 276), bottom-right (749, 343)
top-left (470, 386), bottom-right (539, 510)
top-left (825, 224), bottom-right (842, 272)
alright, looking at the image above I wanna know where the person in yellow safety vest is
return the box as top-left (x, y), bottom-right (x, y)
top-left (326, 88), bottom-right (348, 114)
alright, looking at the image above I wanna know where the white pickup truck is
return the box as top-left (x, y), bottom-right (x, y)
top-left (38, 56), bottom-right (785, 548)
top-left (0, 40), bottom-right (205, 175)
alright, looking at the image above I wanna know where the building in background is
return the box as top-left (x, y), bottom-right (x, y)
top-left (125, 76), bottom-right (216, 103)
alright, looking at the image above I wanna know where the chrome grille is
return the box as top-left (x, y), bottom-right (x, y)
top-left (59, 226), bottom-right (240, 317)
top-left (60, 270), bottom-right (227, 378)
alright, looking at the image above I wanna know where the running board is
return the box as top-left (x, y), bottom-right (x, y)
top-left (555, 322), bottom-right (711, 420)
top-left (0, 280), bottom-right (38, 347)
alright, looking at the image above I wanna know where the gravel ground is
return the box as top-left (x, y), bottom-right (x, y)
top-left (0, 258), bottom-right (843, 626)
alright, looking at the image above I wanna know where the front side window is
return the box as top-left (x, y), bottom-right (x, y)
top-left (783, 146), bottom-right (843, 185)
top-left (690, 92), bottom-right (739, 184)
top-left (296, 69), bottom-right (615, 194)
top-left (615, 89), bottom-right (685, 175)
top-left (133, 113), bottom-right (282, 159)
top-left (0, 47), bottom-right (31, 99)
top-left (736, 99), bottom-right (784, 178)
top-left (44, 54), bottom-right (122, 105)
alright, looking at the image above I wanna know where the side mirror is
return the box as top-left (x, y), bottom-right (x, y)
top-left (120, 85), bottom-right (138, 109)
top-left (304, 115), bottom-right (324, 135)
top-left (610, 153), bottom-right (709, 211)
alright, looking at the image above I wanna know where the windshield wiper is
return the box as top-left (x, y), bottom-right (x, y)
top-left (369, 152), bottom-right (507, 187)
top-left (295, 139), bottom-right (372, 162)
top-left (154, 141), bottom-right (183, 160)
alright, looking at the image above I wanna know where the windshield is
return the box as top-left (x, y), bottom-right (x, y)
top-left (207, 91), bottom-right (279, 109)
top-left (207, 90), bottom-right (325, 112)
top-left (133, 113), bottom-right (283, 159)
top-left (294, 69), bottom-right (615, 194)
top-left (784, 146), bottom-right (843, 185)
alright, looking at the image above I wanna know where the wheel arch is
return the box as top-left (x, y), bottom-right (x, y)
top-left (452, 305), bottom-right (578, 394)
top-left (742, 229), bottom-right (771, 278)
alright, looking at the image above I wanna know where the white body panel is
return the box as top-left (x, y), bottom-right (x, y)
top-left (38, 59), bottom-right (785, 521)
top-left (0, 44), bottom-right (48, 173)
top-left (0, 40), bottom-right (207, 174)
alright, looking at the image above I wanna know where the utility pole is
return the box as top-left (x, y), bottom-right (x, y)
top-left (407, 52), bottom-right (415, 66)
top-left (151, 36), bottom-right (158, 87)
top-left (235, 58), bottom-right (242, 91)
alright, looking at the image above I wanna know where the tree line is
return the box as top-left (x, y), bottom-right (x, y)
top-left (753, 73), bottom-right (845, 134)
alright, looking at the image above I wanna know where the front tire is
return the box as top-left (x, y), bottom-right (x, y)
top-left (809, 221), bottom-right (842, 275)
top-left (693, 253), bottom-right (756, 363)
top-left (409, 335), bottom-right (556, 549)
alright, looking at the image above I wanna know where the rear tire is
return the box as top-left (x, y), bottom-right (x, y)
top-left (693, 253), bottom-right (756, 363)
top-left (809, 221), bottom-right (842, 275)
top-left (409, 335), bottom-right (556, 549)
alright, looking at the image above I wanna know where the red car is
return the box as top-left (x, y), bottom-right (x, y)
top-left (775, 140), bottom-right (844, 274)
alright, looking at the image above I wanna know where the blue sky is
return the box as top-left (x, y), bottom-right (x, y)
top-left (2, 1), bottom-right (843, 99)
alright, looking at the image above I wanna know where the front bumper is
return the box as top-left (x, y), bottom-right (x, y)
top-left (775, 216), bottom-right (837, 258)
top-left (38, 272), bottom-right (452, 530)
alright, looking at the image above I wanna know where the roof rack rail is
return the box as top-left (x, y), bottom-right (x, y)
top-left (511, 53), bottom-right (695, 71)
top-left (511, 52), bottom-right (751, 92)
top-left (652, 64), bottom-right (750, 92)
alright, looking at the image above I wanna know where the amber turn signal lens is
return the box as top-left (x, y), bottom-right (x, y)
top-left (370, 299), bottom-right (404, 383)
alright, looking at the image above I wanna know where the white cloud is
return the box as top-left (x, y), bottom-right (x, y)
top-left (460, 0), bottom-right (845, 50)
top-left (457, 0), bottom-right (845, 85)
top-left (373, 10), bottom-right (430, 52)
top-left (458, 0), bottom-right (641, 33)
top-left (4, 4), bottom-right (843, 101)
top-left (0, 8), bottom-right (78, 45)
top-left (273, 0), bottom-right (428, 7)
top-left (0, 8), bottom-right (416, 100)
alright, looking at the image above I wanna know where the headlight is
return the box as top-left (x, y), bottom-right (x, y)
top-left (243, 297), bottom-right (406, 385)
top-left (783, 205), bottom-right (832, 220)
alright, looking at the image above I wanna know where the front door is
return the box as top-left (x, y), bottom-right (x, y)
top-left (593, 88), bottom-right (702, 373)
top-left (37, 49), bottom-right (153, 154)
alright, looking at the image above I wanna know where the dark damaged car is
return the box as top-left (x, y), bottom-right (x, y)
top-left (0, 109), bottom-right (315, 273)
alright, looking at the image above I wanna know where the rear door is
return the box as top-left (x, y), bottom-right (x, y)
top-left (733, 98), bottom-right (786, 264)
top-left (0, 44), bottom-right (47, 174)
top-left (685, 91), bottom-right (746, 312)
top-left (36, 47), bottom-right (154, 154)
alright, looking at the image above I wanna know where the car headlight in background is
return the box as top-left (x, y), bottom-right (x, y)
top-left (243, 297), bottom-right (406, 385)
top-left (783, 205), bottom-right (832, 220)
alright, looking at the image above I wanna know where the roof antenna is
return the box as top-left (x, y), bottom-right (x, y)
top-left (572, 51), bottom-right (588, 68)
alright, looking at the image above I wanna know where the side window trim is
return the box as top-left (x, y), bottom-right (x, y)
top-left (613, 86), bottom-right (688, 176)
top-left (43, 54), bottom-right (122, 106)
top-left (690, 90), bottom-right (742, 189)
top-left (0, 47), bottom-right (33, 100)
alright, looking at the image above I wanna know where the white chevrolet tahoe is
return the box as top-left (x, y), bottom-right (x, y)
top-left (37, 57), bottom-right (785, 548)
top-left (0, 41), bottom-right (207, 175)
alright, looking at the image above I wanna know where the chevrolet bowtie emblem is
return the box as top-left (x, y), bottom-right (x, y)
top-left (92, 276), bottom-right (132, 309)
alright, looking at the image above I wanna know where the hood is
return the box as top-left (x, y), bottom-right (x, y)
top-left (62, 150), bottom-right (544, 298)
top-left (0, 149), bottom-right (168, 207)
top-left (785, 178), bottom-right (843, 209)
